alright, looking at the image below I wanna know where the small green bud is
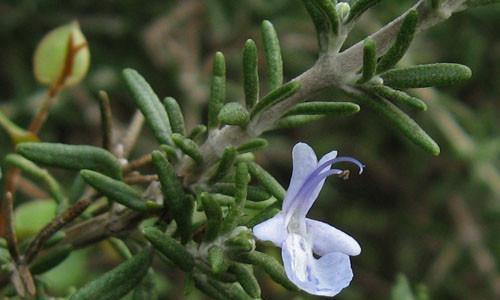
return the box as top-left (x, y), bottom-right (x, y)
top-left (218, 103), bottom-right (250, 127)
top-left (34, 21), bottom-right (90, 87)
top-left (336, 2), bottom-right (351, 22)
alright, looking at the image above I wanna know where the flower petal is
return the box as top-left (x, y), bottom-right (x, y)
top-left (312, 252), bottom-right (353, 297)
top-left (306, 218), bottom-right (361, 256)
top-left (252, 212), bottom-right (286, 247)
top-left (282, 233), bottom-right (354, 297)
top-left (282, 143), bottom-right (318, 213)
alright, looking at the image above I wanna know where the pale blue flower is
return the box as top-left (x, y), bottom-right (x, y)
top-left (253, 142), bottom-right (364, 297)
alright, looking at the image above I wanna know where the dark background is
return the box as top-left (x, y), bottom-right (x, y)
top-left (0, 0), bottom-right (499, 299)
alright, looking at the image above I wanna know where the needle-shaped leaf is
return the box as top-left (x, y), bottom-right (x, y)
top-left (359, 38), bottom-right (377, 83)
top-left (237, 251), bottom-right (298, 291)
top-left (248, 162), bottom-right (285, 202)
top-left (208, 52), bottom-right (226, 129)
top-left (151, 151), bottom-right (192, 243)
top-left (347, 0), bottom-right (382, 22)
top-left (201, 193), bottom-right (223, 242)
top-left (381, 63), bottom-right (472, 88)
top-left (237, 138), bottom-right (268, 154)
top-left (4, 154), bottom-right (65, 206)
top-left (208, 245), bottom-right (227, 274)
top-left (251, 81), bottom-right (301, 118)
top-left (142, 226), bottom-right (194, 272)
top-left (370, 85), bottom-right (427, 111)
top-left (123, 69), bottom-right (172, 145)
top-left (261, 20), bottom-right (283, 91)
top-left (163, 97), bottom-right (186, 136)
top-left (80, 170), bottom-right (161, 213)
top-left (243, 39), bottom-right (259, 109)
top-left (172, 133), bottom-right (203, 165)
top-left (275, 115), bottom-right (325, 129)
top-left (286, 101), bottom-right (360, 116)
top-left (210, 146), bottom-right (237, 184)
top-left (229, 263), bottom-right (261, 299)
top-left (353, 91), bottom-right (440, 155)
top-left (70, 248), bottom-right (153, 300)
top-left (376, 10), bottom-right (418, 74)
top-left (17, 143), bottom-right (122, 179)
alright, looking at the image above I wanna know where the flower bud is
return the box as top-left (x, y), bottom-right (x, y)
top-left (33, 21), bottom-right (90, 88)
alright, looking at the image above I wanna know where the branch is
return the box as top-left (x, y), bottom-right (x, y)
top-left (338, 0), bottom-right (468, 74)
top-left (180, 0), bottom-right (472, 181)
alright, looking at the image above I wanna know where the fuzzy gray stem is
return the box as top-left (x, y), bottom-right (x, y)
top-left (178, 0), bottom-right (469, 181)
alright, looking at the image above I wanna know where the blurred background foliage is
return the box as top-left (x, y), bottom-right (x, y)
top-left (0, 0), bottom-right (499, 299)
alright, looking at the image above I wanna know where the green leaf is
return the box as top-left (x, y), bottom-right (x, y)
top-left (123, 69), bottom-right (172, 145)
top-left (381, 63), bottom-right (472, 88)
top-left (34, 21), bottom-right (90, 87)
top-left (347, 0), bottom-right (382, 22)
top-left (224, 230), bottom-right (255, 253)
top-left (80, 170), bottom-right (161, 213)
top-left (69, 248), bottom-right (153, 300)
top-left (17, 143), bottom-right (122, 179)
top-left (151, 151), bottom-right (192, 243)
top-left (246, 206), bottom-right (280, 228)
top-left (218, 103), bottom-right (250, 127)
top-left (234, 162), bottom-right (249, 207)
top-left (163, 97), bottom-right (186, 135)
top-left (212, 183), bottom-right (271, 202)
top-left (208, 245), bottom-right (227, 274)
top-left (238, 251), bottom-right (298, 291)
top-left (206, 277), bottom-right (254, 300)
top-left (188, 124), bottom-right (207, 142)
top-left (229, 263), bottom-right (261, 298)
top-left (275, 114), bottom-right (325, 129)
top-left (261, 20), bottom-right (283, 91)
top-left (286, 101), bottom-right (360, 116)
top-left (0, 111), bottom-right (39, 145)
top-left (359, 38), bottom-right (376, 83)
top-left (201, 193), bottom-right (223, 242)
top-left (208, 52), bottom-right (226, 129)
top-left (251, 81), bottom-right (301, 118)
top-left (4, 154), bottom-right (65, 206)
top-left (302, 0), bottom-right (331, 52)
top-left (247, 162), bottom-right (285, 202)
top-left (142, 226), bottom-right (194, 272)
top-left (353, 91), bottom-right (440, 155)
top-left (210, 147), bottom-right (237, 184)
top-left (316, 0), bottom-right (339, 34)
top-left (31, 245), bottom-right (72, 275)
top-left (377, 10), bottom-right (418, 73)
top-left (221, 162), bottom-right (250, 233)
top-left (370, 85), bottom-right (427, 111)
top-left (236, 138), bottom-right (268, 154)
top-left (172, 133), bottom-right (203, 165)
top-left (192, 273), bottom-right (227, 300)
top-left (243, 39), bottom-right (259, 109)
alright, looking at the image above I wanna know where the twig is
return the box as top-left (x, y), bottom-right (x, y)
top-left (122, 154), bottom-right (152, 173)
top-left (124, 174), bottom-right (158, 185)
top-left (98, 90), bottom-right (114, 151)
top-left (3, 192), bottom-right (20, 263)
top-left (24, 198), bottom-right (93, 263)
top-left (119, 110), bottom-right (145, 158)
top-left (177, 0), bottom-right (473, 182)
